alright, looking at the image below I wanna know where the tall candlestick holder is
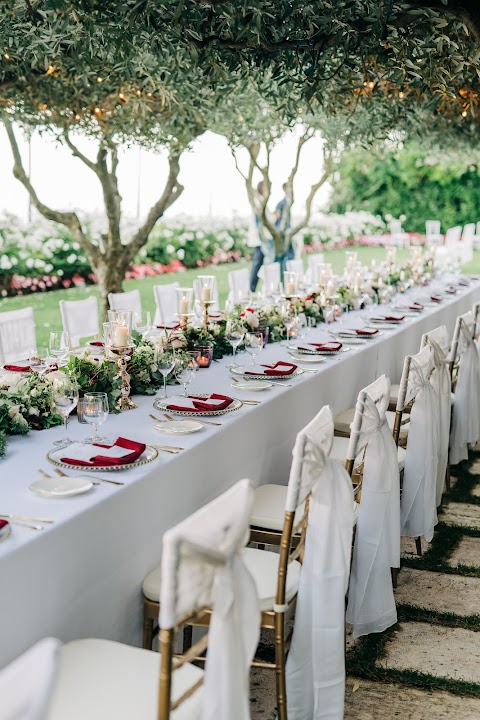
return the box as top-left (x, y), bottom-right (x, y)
top-left (175, 287), bottom-right (194, 333)
top-left (197, 275), bottom-right (215, 330)
top-left (103, 317), bottom-right (137, 411)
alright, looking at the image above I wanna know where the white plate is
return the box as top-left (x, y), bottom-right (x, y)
top-left (289, 345), bottom-right (350, 355)
top-left (154, 394), bottom-right (243, 417)
top-left (287, 353), bottom-right (325, 363)
top-left (230, 365), bottom-right (303, 380)
top-left (155, 420), bottom-right (203, 435)
top-left (231, 380), bottom-right (273, 390)
top-left (29, 475), bottom-right (94, 498)
top-left (47, 445), bottom-right (158, 472)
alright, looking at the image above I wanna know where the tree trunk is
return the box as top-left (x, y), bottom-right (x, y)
top-left (93, 253), bottom-right (129, 320)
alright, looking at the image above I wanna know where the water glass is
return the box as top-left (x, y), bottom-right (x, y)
top-left (49, 331), bottom-right (70, 365)
top-left (52, 374), bottom-right (79, 447)
top-left (175, 355), bottom-right (195, 397)
top-left (134, 311), bottom-right (152, 338)
top-left (82, 392), bottom-right (109, 444)
top-left (244, 331), bottom-right (263, 365)
top-left (155, 347), bottom-right (176, 398)
top-left (225, 319), bottom-right (245, 363)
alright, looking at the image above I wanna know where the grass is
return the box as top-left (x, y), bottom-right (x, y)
top-left (1, 245), bottom-right (479, 347)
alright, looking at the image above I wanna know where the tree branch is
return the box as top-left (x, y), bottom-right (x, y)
top-left (289, 148), bottom-right (334, 239)
top-left (126, 151), bottom-right (184, 260)
top-left (2, 115), bottom-right (99, 263)
top-left (63, 129), bottom-right (98, 173)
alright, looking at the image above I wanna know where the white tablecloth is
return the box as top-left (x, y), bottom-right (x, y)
top-left (1, 277), bottom-right (479, 668)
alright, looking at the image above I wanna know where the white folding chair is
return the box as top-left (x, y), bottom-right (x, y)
top-left (341, 375), bottom-right (401, 638)
top-left (395, 346), bottom-right (439, 551)
top-left (421, 325), bottom-right (452, 500)
top-left (226, 267), bottom-right (250, 309)
top-left (108, 289), bottom-right (142, 317)
top-left (285, 259), bottom-right (304, 277)
top-left (449, 311), bottom-right (480, 465)
top-left (425, 220), bottom-right (443, 246)
top-left (10, 480), bottom-right (257, 720)
top-left (261, 262), bottom-right (281, 293)
top-left (460, 223), bottom-right (475, 263)
top-left (0, 637), bottom-right (61, 720)
top-left (306, 252), bottom-right (325, 282)
top-left (193, 277), bottom-right (220, 313)
top-left (0, 307), bottom-right (36, 363)
top-left (153, 282), bottom-right (180, 327)
top-left (59, 297), bottom-right (99, 348)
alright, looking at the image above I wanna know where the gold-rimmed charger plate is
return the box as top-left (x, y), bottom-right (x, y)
top-left (230, 365), bottom-right (303, 381)
top-left (46, 445), bottom-right (158, 472)
top-left (0, 524), bottom-right (11, 543)
top-left (154, 394), bottom-right (243, 417)
top-left (288, 345), bottom-right (350, 356)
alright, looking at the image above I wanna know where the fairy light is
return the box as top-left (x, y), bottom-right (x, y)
top-left (75, 113), bottom-right (81, 120)
top-left (94, 106), bottom-right (101, 115)
top-left (367, 81), bottom-right (374, 89)
top-left (118, 92), bottom-right (126, 101)
top-left (136, 90), bottom-right (141, 97)
top-left (147, 92), bottom-right (152, 97)
top-left (4, 53), bottom-right (10, 60)
top-left (46, 64), bottom-right (56, 76)
top-left (96, 77), bottom-right (103, 83)
top-left (462, 110), bottom-right (468, 117)
top-left (399, 91), bottom-right (405, 99)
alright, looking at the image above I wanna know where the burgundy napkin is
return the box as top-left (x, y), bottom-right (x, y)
top-left (167, 393), bottom-right (233, 412)
top-left (3, 362), bottom-right (31, 372)
top-left (61, 437), bottom-right (146, 467)
top-left (245, 361), bottom-right (297, 376)
top-left (156, 322), bottom-right (181, 330)
top-left (88, 340), bottom-right (104, 347)
top-left (446, 286), bottom-right (457, 294)
top-left (355, 328), bottom-right (378, 336)
top-left (371, 314), bottom-right (405, 322)
top-left (298, 341), bottom-right (343, 352)
top-left (431, 295), bottom-right (443, 302)
top-left (0, 519), bottom-right (9, 538)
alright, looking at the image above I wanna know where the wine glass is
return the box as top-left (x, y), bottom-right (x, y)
top-left (155, 347), bottom-right (176, 399)
top-left (134, 311), bottom-right (152, 339)
top-left (49, 331), bottom-right (70, 366)
top-left (225, 319), bottom-right (245, 364)
top-left (244, 331), bottom-right (263, 365)
top-left (175, 355), bottom-right (195, 397)
top-left (279, 305), bottom-right (295, 346)
top-left (52, 374), bottom-right (79, 447)
top-left (82, 392), bottom-right (109, 444)
top-left (29, 346), bottom-right (51, 375)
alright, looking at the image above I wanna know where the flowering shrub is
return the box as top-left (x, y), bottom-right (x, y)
top-left (301, 211), bottom-right (386, 250)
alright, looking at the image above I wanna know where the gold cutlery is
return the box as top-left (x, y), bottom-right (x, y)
top-left (151, 445), bottom-right (183, 454)
top-left (0, 514), bottom-right (45, 530)
top-left (47, 468), bottom-right (100, 487)
top-left (241, 399), bottom-right (261, 405)
top-left (231, 375), bottom-right (291, 389)
top-left (0, 513), bottom-right (53, 524)
top-left (54, 467), bottom-right (124, 487)
top-left (150, 411), bottom-right (221, 428)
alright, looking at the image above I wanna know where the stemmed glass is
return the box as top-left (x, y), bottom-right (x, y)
top-left (175, 354), bottom-right (196, 397)
top-left (52, 374), bottom-right (79, 447)
top-left (134, 311), bottom-right (152, 339)
top-left (244, 331), bottom-right (264, 365)
top-left (82, 392), bottom-right (110, 444)
top-left (49, 331), bottom-right (70, 366)
top-left (279, 305), bottom-right (295, 346)
top-left (155, 347), bottom-right (176, 399)
top-left (225, 319), bottom-right (245, 364)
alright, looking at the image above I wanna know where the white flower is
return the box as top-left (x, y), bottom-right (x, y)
top-left (245, 311), bottom-right (259, 329)
top-left (67, 253), bottom-right (77, 263)
top-left (177, 249), bottom-right (185, 260)
top-left (166, 244), bottom-right (175, 254)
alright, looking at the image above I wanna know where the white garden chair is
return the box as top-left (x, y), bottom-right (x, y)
top-left (2, 480), bottom-right (258, 720)
top-left (285, 259), bottom-right (304, 277)
top-left (261, 261), bottom-right (281, 293)
top-left (425, 220), bottom-right (443, 246)
top-left (0, 307), bottom-right (36, 363)
top-left (108, 289), bottom-right (142, 317)
top-left (153, 282), bottom-right (180, 327)
top-left (59, 297), bottom-right (100, 348)
top-left (449, 311), bottom-right (480, 465)
top-left (460, 223), bottom-right (475, 263)
top-left (306, 252), bottom-right (325, 282)
top-left (226, 267), bottom-right (250, 309)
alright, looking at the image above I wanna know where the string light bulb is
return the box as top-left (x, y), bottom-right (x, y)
top-left (399, 91), bottom-right (405, 99)
top-left (462, 110), bottom-right (468, 117)
top-left (96, 77), bottom-right (103, 83)
top-left (4, 53), bottom-right (10, 60)
top-left (46, 65), bottom-right (56, 76)
top-left (118, 92), bottom-right (126, 101)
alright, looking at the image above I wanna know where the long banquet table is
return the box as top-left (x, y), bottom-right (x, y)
top-left (1, 277), bottom-right (479, 668)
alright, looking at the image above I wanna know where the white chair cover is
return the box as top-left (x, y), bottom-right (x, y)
top-left (285, 407), bottom-right (354, 720)
top-left (286, 259), bottom-right (304, 277)
top-left (400, 346), bottom-right (440, 542)
top-left (306, 253), bottom-right (325, 282)
top-left (423, 326), bottom-right (452, 505)
top-left (59, 297), bottom-right (99, 347)
top-left (0, 307), bottom-right (36, 363)
top-left (153, 282), bottom-right (180, 326)
top-left (346, 375), bottom-right (400, 639)
top-left (261, 262), bottom-right (281, 292)
top-left (160, 479), bottom-right (260, 720)
top-left (0, 637), bottom-right (61, 720)
top-left (193, 278), bottom-right (220, 312)
top-left (450, 312), bottom-right (480, 464)
top-left (107, 289), bottom-right (142, 316)
top-left (227, 268), bottom-right (250, 308)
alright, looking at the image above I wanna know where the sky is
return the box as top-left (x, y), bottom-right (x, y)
top-left (0, 125), bottom-right (332, 223)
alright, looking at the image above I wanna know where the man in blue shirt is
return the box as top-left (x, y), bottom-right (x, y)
top-left (275, 182), bottom-right (294, 261)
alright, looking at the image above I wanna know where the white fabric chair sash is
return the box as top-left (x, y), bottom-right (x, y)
top-left (424, 326), bottom-right (452, 505)
top-left (228, 268), bottom-right (250, 306)
top-left (0, 637), bottom-right (61, 720)
top-left (153, 282), bottom-right (180, 326)
top-left (59, 297), bottom-right (99, 347)
top-left (159, 479), bottom-right (260, 720)
top-left (285, 406), bottom-right (354, 720)
top-left (450, 313), bottom-right (480, 464)
top-left (400, 346), bottom-right (440, 542)
top-left (286, 259), bottom-right (304, 277)
top-left (0, 307), bottom-right (36, 363)
top-left (346, 375), bottom-right (400, 639)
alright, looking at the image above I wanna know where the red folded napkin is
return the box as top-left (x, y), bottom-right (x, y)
top-left (167, 393), bottom-right (233, 412)
top-left (372, 314), bottom-right (405, 322)
top-left (355, 328), bottom-right (378, 336)
top-left (0, 519), bottom-right (9, 537)
top-left (3, 363), bottom-right (31, 372)
top-left (88, 340), bottom-right (104, 347)
top-left (445, 287), bottom-right (457, 294)
top-left (298, 341), bottom-right (343, 352)
top-left (431, 295), bottom-right (443, 302)
top-left (246, 361), bottom-right (297, 376)
top-left (61, 437), bottom-right (146, 467)
top-left (156, 322), bottom-right (181, 330)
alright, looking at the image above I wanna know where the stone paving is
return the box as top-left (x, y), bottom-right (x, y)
top-left (250, 455), bottom-right (480, 718)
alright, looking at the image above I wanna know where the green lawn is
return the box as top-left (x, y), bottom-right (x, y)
top-left (1, 246), bottom-right (478, 347)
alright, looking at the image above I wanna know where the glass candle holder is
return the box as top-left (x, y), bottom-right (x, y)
top-left (194, 344), bottom-right (214, 368)
top-left (197, 275), bottom-right (215, 303)
top-left (284, 271), bottom-right (299, 298)
top-left (176, 287), bottom-right (194, 316)
top-left (106, 310), bottom-right (133, 348)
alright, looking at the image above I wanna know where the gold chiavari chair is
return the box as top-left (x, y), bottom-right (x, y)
top-left (30, 480), bottom-right (258, 720)
top-left (144, 408), bottom-right (334, 720)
